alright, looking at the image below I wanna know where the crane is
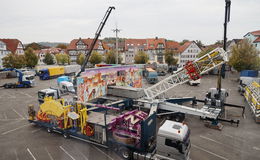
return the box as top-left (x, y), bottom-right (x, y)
top-left (74, 6), bottom-right (115, 79)
top-left (144, 47), bottom-right (228, 99)
top-left (0, 68), bottom-right (35, 88)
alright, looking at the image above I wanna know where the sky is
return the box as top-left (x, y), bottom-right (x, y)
top-left (0, 0), bottom-right (260, 45)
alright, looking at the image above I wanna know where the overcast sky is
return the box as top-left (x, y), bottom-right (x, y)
top-left (0, 0), bottom-right (259, 45)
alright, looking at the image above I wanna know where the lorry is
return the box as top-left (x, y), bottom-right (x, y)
top-left (144, 68), bottom-right (158, 84)
top-left (0, 68), bottom-right (35, 88)
top-left (39, 66), bottom-right (65, 80)
top-left (28, 96), bottom-right (191, 160)
top-left (38, 65), bottom-right (80, 80)
top-left (57, 76), bottom-right (75, 94)
top-left (37, 88), bottom-right (75, 104)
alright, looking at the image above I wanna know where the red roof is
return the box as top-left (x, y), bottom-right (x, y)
top-left (253, 36), bottom-right (260, 43)
top-left (67, 38), bottom-right (109, 50)
top-left (250, 30), bottom-right (260, 36)
top-left (165, 41), bottom-right (180, 50)
top-left (178, 41), bottom-right (192, 53)
top-left (0, 39), bottom-right (23, 53)
top-left (125, 39), bottom-right (147, 50)
top-left (146, 38), bottom-right (166, 50)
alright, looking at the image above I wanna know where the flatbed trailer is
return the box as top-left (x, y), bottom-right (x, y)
top-left (28, 96), bottom-right (191, 160)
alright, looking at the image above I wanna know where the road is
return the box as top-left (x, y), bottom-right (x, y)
top-left (0, 72), bottom-right (259, 160)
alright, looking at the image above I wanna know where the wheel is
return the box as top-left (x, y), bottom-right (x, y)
top-left (11, 85), bottom-right (15, 89)
top-left (47, 128), bottom-right (52, 133)
top-left (119, 147), bottom-right (132, 160)
top-left (173, 113), bottom-right (185, 122)
top-left (4, 84), bottom-right (8, 89)
top-left (63, 133), bottom-right (69, 139)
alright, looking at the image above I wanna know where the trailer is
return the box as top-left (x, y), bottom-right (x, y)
top-left (28, 96), bottom-right (191, 160)
top-left (244, 81), bottom-right (260, 123)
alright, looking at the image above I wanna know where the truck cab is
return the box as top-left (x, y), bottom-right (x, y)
top-left (156, 120), bottom-right (190, 160)
top-left (58, 81), bottom-right (75, 94)
top-left (38, 88), bottom-right (76, 105)
top-left (38, 88), bottom-right (60, 104)
top-left (145, 68), bottom-right (158, 84)
top-left (39, 69), bottom-right (50, 80)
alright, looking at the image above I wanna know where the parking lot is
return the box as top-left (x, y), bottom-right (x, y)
top-left (0, 71), bottom-right (260, 160)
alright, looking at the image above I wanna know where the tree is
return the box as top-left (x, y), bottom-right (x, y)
top-left (198, 47), bottom-right (215, 57)
top-left (134, 51), bottom-right (149, 64)
top-left (76, 53), bottom-right (85, 65)
top-left (214, 40), bottom-right (224, 46)
top-left (43, 53), bottom-right (55, 65)
top-left (180, 39), bottom-right (189, 45)
top-left (165, 50), bottom-right (178, 66)
top-left (195, 40), bottom-right (204, 48)
top-left (229, 39), bottom-right (260, 72)
top-left (2, 54), bottom-right (25, 69)
top-left (105, 50), bottom-right (121, 64)
top-left (56, 44), bottom-right (67, 49)
top-left (25, 42), bottom-right (46, 50)
top-left (24, 47), bottom-right (38, 68)
top-left (89, 51), bottom-right (102, 65)
top-left (55, 53), bottom-right (70, 65)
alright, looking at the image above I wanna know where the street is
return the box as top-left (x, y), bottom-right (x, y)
top-left (0, 72), bottom-right (260, 160)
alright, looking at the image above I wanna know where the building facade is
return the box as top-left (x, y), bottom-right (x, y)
top-left (179, 41), bottom-right (201, 67)
top-left (36, 48), bottom-right (65, 65)
top-left (67, 38), bottom-right (109, 63)
top-left (244, 30), bottom-right (260, 51)
top-left (0, 39), bottom-right (24, 68)
top-left (124, 39), bottom-right (147, 64)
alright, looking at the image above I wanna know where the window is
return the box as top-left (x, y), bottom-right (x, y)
top-left (165, 139), bottom-right (178, 148)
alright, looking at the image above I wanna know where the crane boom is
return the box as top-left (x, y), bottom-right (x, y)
top-left (144, 47), bottom-right (228, 99)
top-left (75, 6), bottom-right (115, 78)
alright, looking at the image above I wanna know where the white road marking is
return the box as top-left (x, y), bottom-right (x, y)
top-left (93, 145), bottom-right (114, 160)
top-left (1, 124), bottom-right (30, 135)
top-left (27, 148), bottom-right (36, 160)
top-left (78, 150), bottom-right (89, 160)
top-left (20, 91), bottom-right (33, 98)
top-left (192, 144), bottom-right (229, 160)
top-left (200, 135), bottom-right (223, 145)
top-left (45, 147), bottom-right (54, 160)
top-left (3, 112), bottom-right (7, 119)
top-left (31, 128), bottom-right (41, 133)
top-left (0, 118), bottom-right (23, 121)
top-left (59, 146), bottom-right (76, 160)
top-left (14, 149), bottom-right (19, 160)
top-left (12, 108), bottom-right (25, 119)
top-left (253, 146), bottom-right (260, 151)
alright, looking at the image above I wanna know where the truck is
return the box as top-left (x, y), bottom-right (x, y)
top-left (28, 96), bottom-right (191, 160)
top-left (39, 66), bottom-right (65, 80)
top-left (243, 81), bottom-right (260, 123)
top-left (57, 76), bottom-right (75, 94)
top-left (38, 65), bottom-right (81, 80)
top-left (0, 68), bottom-right (35, 88)
top-left (144, 68), bottom-right (158, 84)
top-left (37, 88), bottom-right (75, 104)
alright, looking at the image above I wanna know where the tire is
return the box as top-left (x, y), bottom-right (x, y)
top-left (11, 85), bottom-right (15, 89)
top-left (47, 128), bottom-right (52, 133)
top-left (63, 133), bottom-right (69, 139)
top-left (4, 84), bottom-right (8, 89)
top-left (173, 113), bottom-right (185, 122)
top-left (119, 147), bottom-right (132, 160)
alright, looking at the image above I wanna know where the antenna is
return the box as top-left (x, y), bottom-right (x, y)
top-left (112, 24), bottom-right (121, 64)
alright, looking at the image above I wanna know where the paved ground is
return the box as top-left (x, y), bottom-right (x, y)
top-left (0, 72), bottom-right (259, 160)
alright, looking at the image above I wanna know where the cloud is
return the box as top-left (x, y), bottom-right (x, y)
top-left (0, 0), bottom-right (259, 45)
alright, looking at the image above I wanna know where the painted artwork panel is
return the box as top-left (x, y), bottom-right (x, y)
top-left (77, 65), bottom-right (142, 103)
